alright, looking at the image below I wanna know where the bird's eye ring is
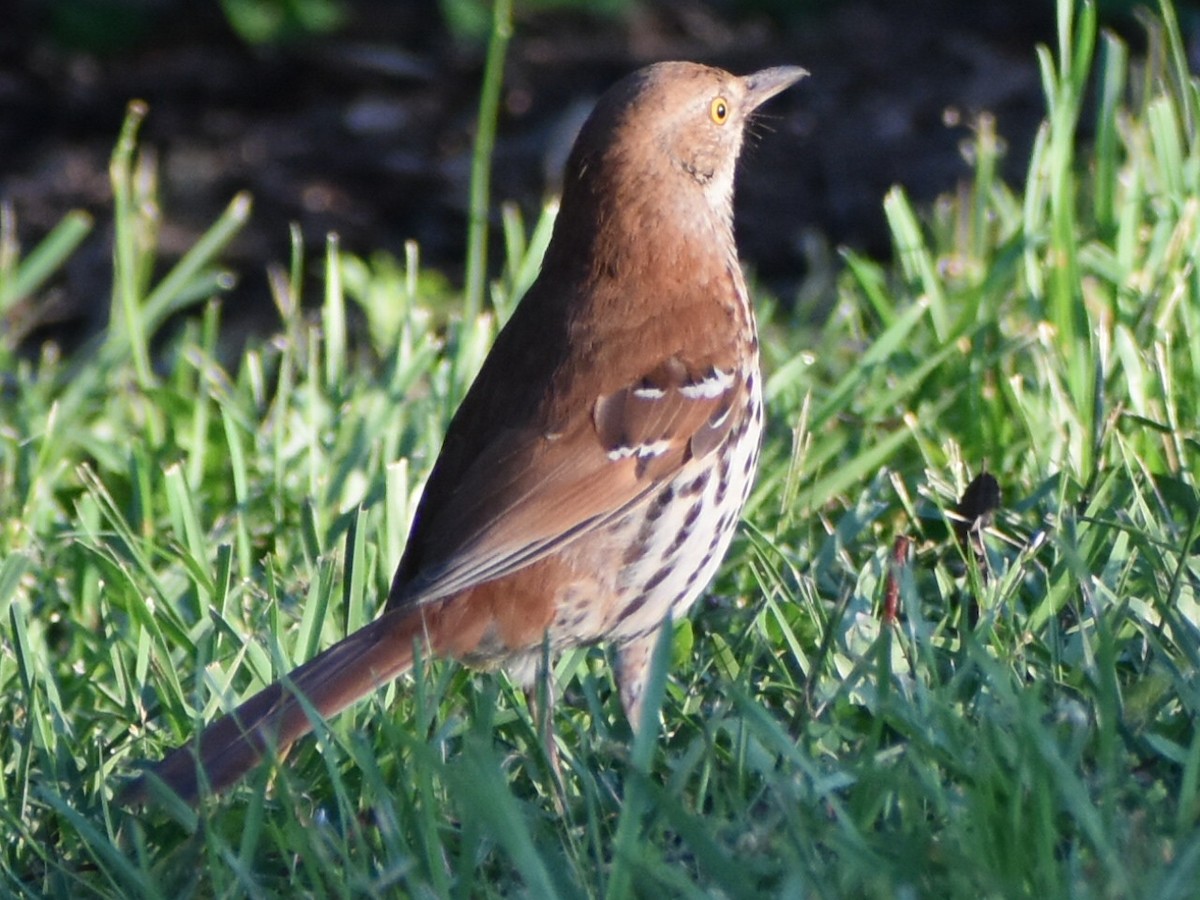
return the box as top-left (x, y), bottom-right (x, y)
top-left (710, 97), bottom-right (729, 125)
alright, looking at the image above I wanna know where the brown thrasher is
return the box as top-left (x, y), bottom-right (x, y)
top-left (124, 61), bottom-right (807, 805)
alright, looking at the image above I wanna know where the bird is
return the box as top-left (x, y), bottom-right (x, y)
top-left (123, 60), bottom-right (807, 805)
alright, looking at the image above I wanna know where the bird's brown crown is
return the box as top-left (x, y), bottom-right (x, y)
top-left (561, 62), bottom-right (806, 229)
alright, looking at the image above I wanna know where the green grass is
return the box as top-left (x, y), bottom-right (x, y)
top-left (3, 0), bottom-right (1200, 895)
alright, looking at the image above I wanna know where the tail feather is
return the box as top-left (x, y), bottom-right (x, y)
top-left (122, 605), bottom-right (429, 806)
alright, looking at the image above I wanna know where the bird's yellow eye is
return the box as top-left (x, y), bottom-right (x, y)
top-left (710, 97), bottom-right (729, 124)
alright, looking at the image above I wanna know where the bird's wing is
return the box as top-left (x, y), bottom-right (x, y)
top-left (390, 355), bottom-right (745, 608)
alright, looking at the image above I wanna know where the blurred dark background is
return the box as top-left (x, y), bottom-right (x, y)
top-left (2, 0), bottom-right (1197, 346)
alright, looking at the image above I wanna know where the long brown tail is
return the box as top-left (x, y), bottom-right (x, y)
top-left (122, 604), bottom-right (433, 806)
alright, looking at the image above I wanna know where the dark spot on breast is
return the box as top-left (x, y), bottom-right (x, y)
top-left (706, 529), bottom-right (723, 554)
top-left (666, 502), bottom-right (703, 555)
top-left (680, 469), bottom-right (711, 497)
top-left (617, 592), bottom-right (649, 623)
top-left (742, 451), bottom-right (755, 477)
top-left (642, 563), bottom-right (673, 594)
top-left (714, 464), bottom-right (730, 505)
top-left (646, 484), bottom-right (676, 521)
